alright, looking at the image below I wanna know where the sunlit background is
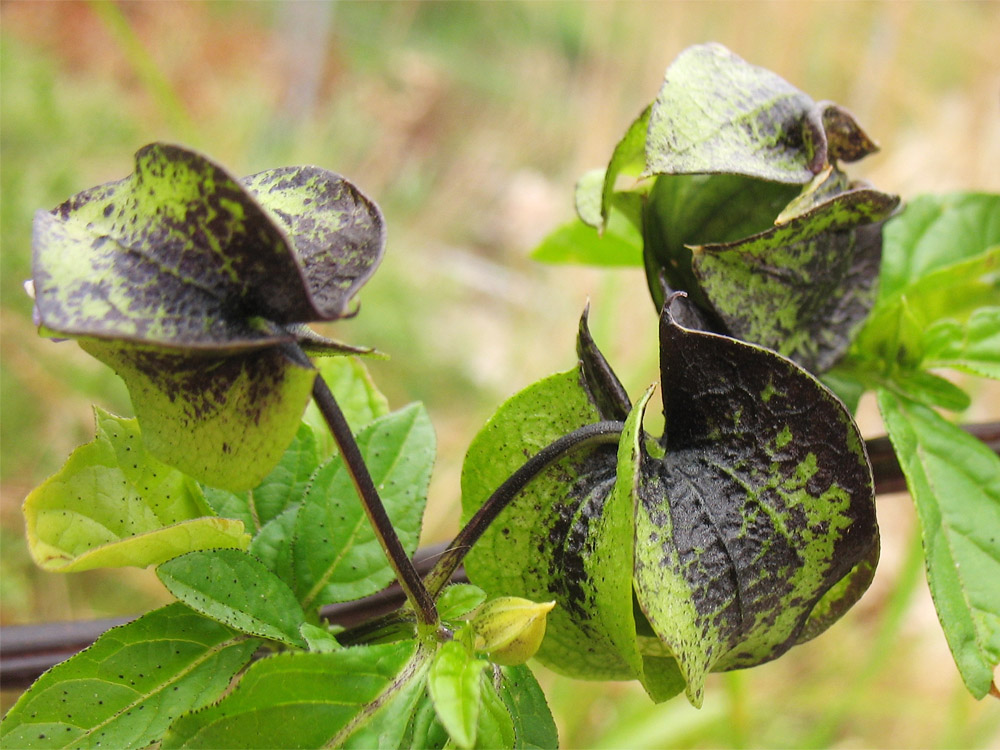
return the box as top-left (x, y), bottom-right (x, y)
top-left (2, 2), bottom-right (999, 746)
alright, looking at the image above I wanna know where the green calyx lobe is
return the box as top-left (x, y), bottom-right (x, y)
top-left (640, 46), bottom-right (898, 373)
top-left (30, 143), bottom-right (385, 490)
top-left (560, 43), bottom-right (899, 374)
top-left (462, 299), bottom-right (878, 705)
top-left (638, 297), bottom-right (878, 704)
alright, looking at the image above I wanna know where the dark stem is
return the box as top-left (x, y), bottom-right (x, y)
top-left (5, 422), bottom-right (1000, 688)
top-left (423, 420), bottom-right (625, 598)
top-left (868, 421), bottom-right (1000, 494)
top-left (308, 364), bottom-right (438, 626)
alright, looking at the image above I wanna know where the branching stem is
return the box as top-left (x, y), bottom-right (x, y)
top-left (424, 420), bottom-right (625, 598)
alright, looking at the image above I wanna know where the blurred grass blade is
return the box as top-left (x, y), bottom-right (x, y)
top-left (89, 0), bottom-right (200, 145)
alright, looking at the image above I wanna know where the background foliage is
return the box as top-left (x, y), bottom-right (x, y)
top-left (2, 2), bottom-right (998, 747)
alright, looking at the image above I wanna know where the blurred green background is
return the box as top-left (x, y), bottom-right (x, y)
top-left (2, 1), bottom-right (998, 746)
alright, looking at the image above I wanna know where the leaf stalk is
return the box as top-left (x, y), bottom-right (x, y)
top-left (424, 420), bottom-right (625, 597)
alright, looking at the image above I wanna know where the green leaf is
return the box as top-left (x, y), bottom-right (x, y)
top-left (162, 641), bottom-right (430, 749)
top-left (202, 421), bottom-right (320, 533)
top-left (0, 603), bottom-right (258, 750)
top-left (23, 408), bottom-right (248, 571)
top-left (337, 647), bottom-right (432, 750)
top-left (300, 623), bottom-right (343, 653)
top-left (857, 247), bottom-right (1000, 362)
top-left (400, 693), bottom-right (450, 750)
top-left (632, 300), bottom-right (878, 706)
top-left (645, 44), bottom-right (819, 183)
top-left (157, 549), bottom-right (307, 647)
top-left (404, 666), bottom-right (552, 750)
top-left (495, 665), bottom-right (558, 750)
top-left (461, 365), bottom-right (642, 682)
top-left (845, 244), bottom-right (998, 401)
top-left (885, 371), bottom-right (971, 412)
top-left (293, 403), bottom-right (434, 608)
top-left (923, 307), bottom-right (1000, 380)
top-left (428, 640), bottom-right (489, 749)
top-left (877, 390), bottom-right (1000, 698)
top-left (249, 505), bottom-right (299, 582)
top-left (531, 212), bottom-right (643, 267)
top-left (302, 355), bottom-right (391, 459)
top-left (475, 674), bottom-right (517, 750)
top-left (878, 192), bottom-right (1000, 302)
top-left (81, 342), bottom-right (318, 492)
top-left (438, 584), bottom-right (489, 621)
top-left (691, 185), bottom-right (899, 372)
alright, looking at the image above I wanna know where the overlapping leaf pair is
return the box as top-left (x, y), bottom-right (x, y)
top-left (29, 143), bottom-right (385, 490)
top-left (462, 298), bottom-right (879, 706)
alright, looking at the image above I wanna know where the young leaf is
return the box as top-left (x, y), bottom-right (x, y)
top-left (404, 666), bottom-right (554, 750)
top-left (438, 584), bottom-right (489, 621)
top-left (30, 143), bottom-right (386, 491)
top-left (842, 238), bottom-right (998, 403)
top-left (162, 641), bottom-right (430, 749)
top-left (923, 307), bottom-right (1000, 380)
top-left (23, 407), bottom-right (248, 571)
top-left (884, 371), bottom-right (971, 413)
top-left (877, 390), bottom-right (1000, 698)
top-left (632, 301), bottom-right (878, 705)
top-left (690, 186), bottom-right (899, 372)
top-left (157, 548), bottom-right (307, 647)
top-left (293, 403), bottom-right (434, 607)
top-left (428, 640), bottom-right (489, 749)
top-left (645, 44), bottom-right (817, 183)
top-left (400, 693), bottom-right (450, 750)
top-left (877, 192), bottom-right (1000, 302)
top-left (300, 622), bottom-right (343, 653)
top-left (854, 246), bottom-right (1000, 367)
top-left (0, 603), bottom-right (259, 750)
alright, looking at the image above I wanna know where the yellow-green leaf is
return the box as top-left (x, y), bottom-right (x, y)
top-left (23, 408), bottom-right (248, 571)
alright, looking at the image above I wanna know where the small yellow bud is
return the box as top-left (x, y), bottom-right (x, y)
top-left (470, 597), bottom-right (556, 666)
